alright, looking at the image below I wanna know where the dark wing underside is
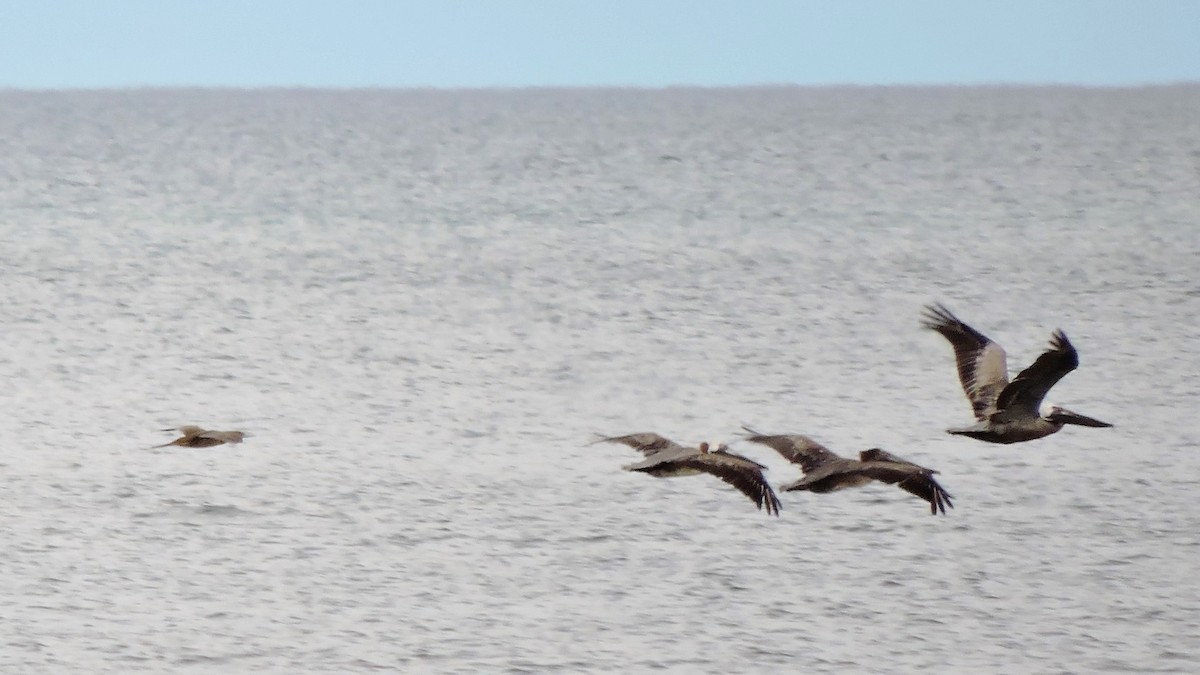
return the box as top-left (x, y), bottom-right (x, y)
top-left (993, 329), bottom-right (1079, 417)
top-left (921, 303), bottom-right (1010, 421)
top-left (784, 457), bottom-right (862, 488)
top-left (740, 426), bottom-right (842, 474)
top-left (857, 462), bottom-right (955, 515)
top-left (674, 453), bottom-right (782, 516)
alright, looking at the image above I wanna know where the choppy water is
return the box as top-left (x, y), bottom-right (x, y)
top-left (1, 86), bottom-right (1199, 673)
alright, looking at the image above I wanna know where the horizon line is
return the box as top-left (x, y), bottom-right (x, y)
top-left (4, 80), bottom-right (1200, 94)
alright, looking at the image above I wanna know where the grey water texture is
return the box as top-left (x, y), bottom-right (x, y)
top-left (1, 86), bottom-right (1198, 673)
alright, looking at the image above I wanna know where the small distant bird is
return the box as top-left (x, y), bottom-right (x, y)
top-left (740, 426), bottom-right (953, 515)
top-left (922, 303), bottom-right (1112, 443)
top-left (591, 432), bottom-right (782, 516)
top-left (156, 426), bottom-right (247, 448)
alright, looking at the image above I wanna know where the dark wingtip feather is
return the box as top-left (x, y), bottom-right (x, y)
top-left (1049, 329), bottom-right (1072, 352)
top-left (934, 485), bottom-right (954, 515)
top-left (920, 302), bottom-right (959, 331)
top-left (766, 488), bottom-right (782, 516)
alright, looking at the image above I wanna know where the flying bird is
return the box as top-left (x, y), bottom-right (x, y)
top-left (740, 426), bottom-right (953, 515)
top-left (591, 432), bottom-right (782, 516)
top-left (922, 303), bottom-right (1112, 443)
top-left (156, 426), bottom-right (247, 448)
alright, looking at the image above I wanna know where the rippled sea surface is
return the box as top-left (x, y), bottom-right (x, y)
top-left (1, 87), bottom-right (1198, 673)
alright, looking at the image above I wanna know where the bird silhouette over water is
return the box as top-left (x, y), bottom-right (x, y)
top-left (740, 426), bottom-right (954, 515)
top-left (922, 303), bottom-right (1112, 443)
top-left (591, 432), bottom-right (782, 516)
top-left (156, 426), bottom-right (247, 448)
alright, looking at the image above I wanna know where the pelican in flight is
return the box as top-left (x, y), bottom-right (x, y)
top-left (922, 303), bottom-right (1112, 443)
top-left (591, 432), bottom-right (782, 516)
top-left (156, 426), bottom-right (247, 448)
top-left (741, 426), bottom-right (953, 515)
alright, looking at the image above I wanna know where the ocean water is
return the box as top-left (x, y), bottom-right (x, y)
top-left (1, 86), bottom-right (1198, 673)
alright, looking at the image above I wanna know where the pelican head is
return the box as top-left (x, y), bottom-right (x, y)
top-left (1045, 405), bottom-right (1113, 428)
top-left (698, 442), bottom-right (711, 453)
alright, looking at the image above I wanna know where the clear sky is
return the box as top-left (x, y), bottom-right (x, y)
top-left (2, 1), bottom-right (1198, 89)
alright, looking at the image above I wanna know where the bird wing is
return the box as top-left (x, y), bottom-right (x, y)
top-left (711, 445), bottom-right (769, 470)
top-left (591, 432), bottom-right (689, 458)
top-left (674, 451), bottom-right (782, 516)
top-left (858, 448), bottom-right (932, 470)
top-left (196, 430), bottom-right (243, 444)
top-left (780, 457), bottom-right (862, 490)
top-left (183, 437), bottom-right (228, 448)
top-left (855, 461), bottom-right (955, 516)
top-left (993, 330), bottom-right (1079, 417)
top-left (152, 426), bottom-right (203, 448)
top-left (921, 303), bottom-right (1009, 420)
top-left (740, 426), bottom-right (841, 474)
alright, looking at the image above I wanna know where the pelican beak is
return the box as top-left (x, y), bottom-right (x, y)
top-left (1049, 408), bottom-right (1113, 428)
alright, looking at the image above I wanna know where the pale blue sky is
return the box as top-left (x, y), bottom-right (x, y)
top-left (1, 1), bottom-right (1197, 89)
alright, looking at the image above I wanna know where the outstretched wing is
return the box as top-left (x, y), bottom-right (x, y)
top-left (181, 436), bottom-right (228, 448)
top-left (921, 303), bottom-right (1010, 420)
top-left (196, 430), bottom-right (245, 445)
top-left (711, 443), bottom-right (769, 470)
top-left (675, 451), bottom-right (782, 516)
top-left (740, 426), bottom-right (841, 474)
top-left (858, 448), bottom-right (933, 471)
top-left (591, 432), bottom-right (687, 457)
top-left (994, 330), bottom-right (1079, 417)
top-left (856, 462), bottom-right (955, 516)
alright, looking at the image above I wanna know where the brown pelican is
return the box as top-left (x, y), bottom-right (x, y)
top-left (156, 426), bottom-right (247, 448)
top-left (741, 426), bottom-right (953, 515)
top-left (591, 432), bottom-right (782, 516)
top-left (922, 303), bottom-right (1112, 444)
